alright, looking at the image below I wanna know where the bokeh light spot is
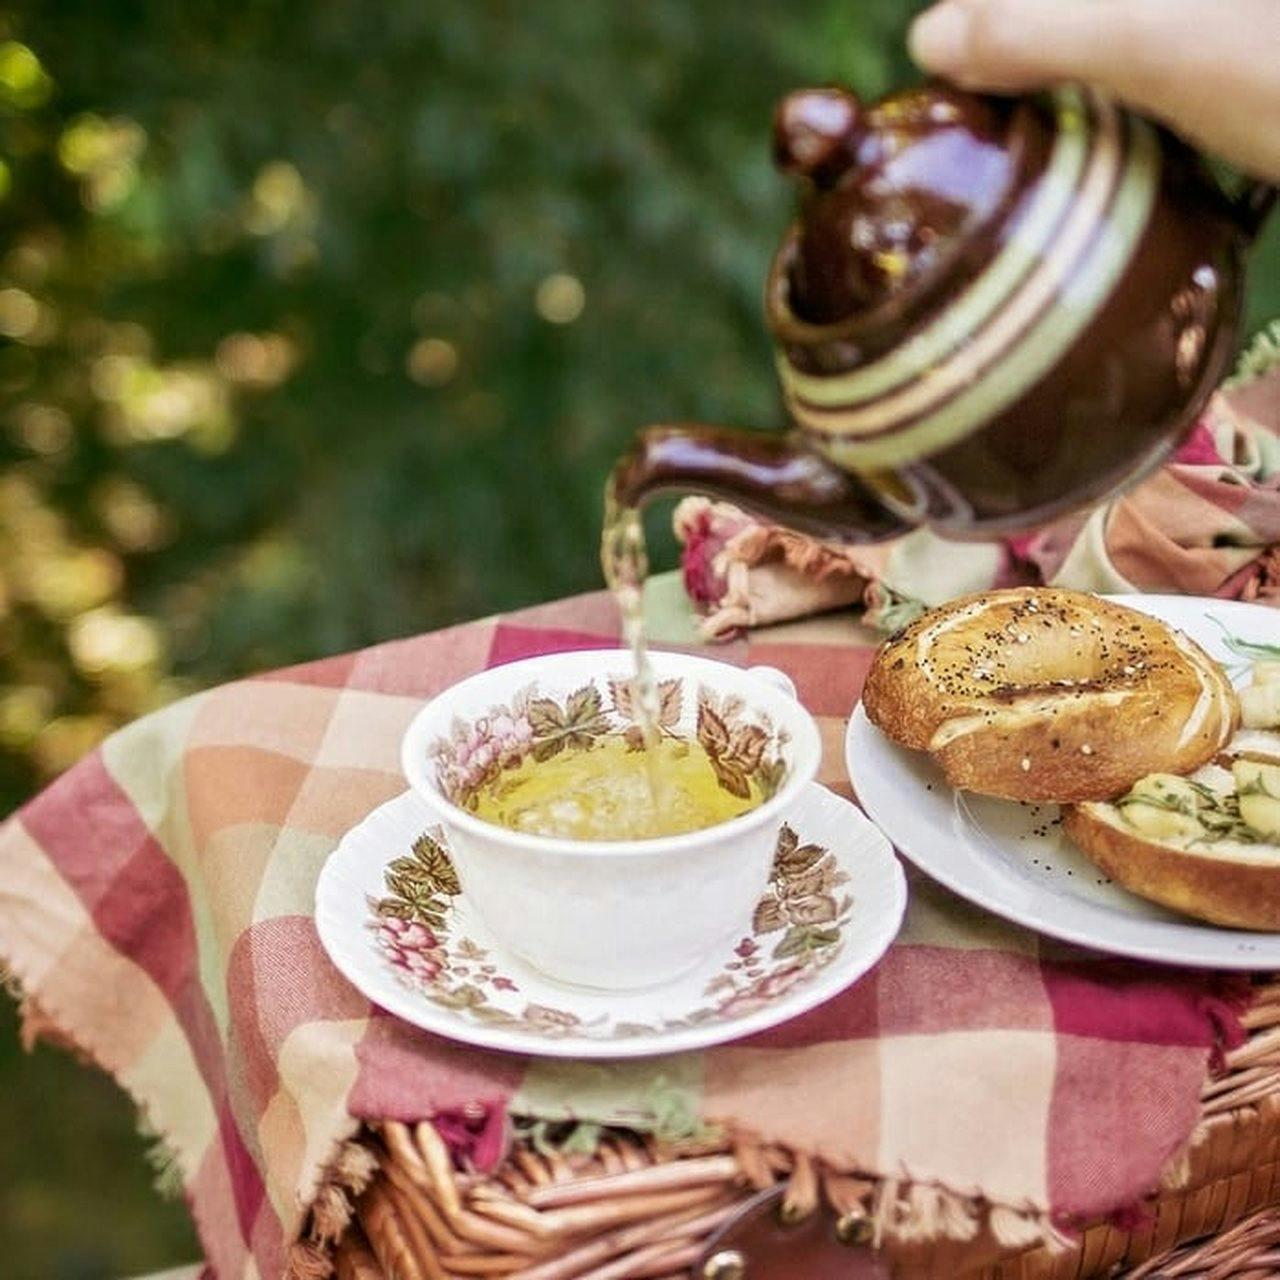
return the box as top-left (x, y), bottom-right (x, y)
top-left (215, 331), bottom-right (298, 387)
top-left (246, 161), bottom-right (313, 236)
top-left (5, 237), bottom-right (56, 286)
top-left (90, 352), bottom-right (133, 399)
top-left (0, 286), bottom-right (39, 338)
top-left (534, 273), bottom-right (585, 324)
top-left (93, 476), bottom-right (173, 551)
top-left (0, 685), bottom-right (54, 749)
top-left (26, 548), bottom-right (123, 619)
top-left (406, 336), bottom-right (458, 386)
top-left (34, 715), bottom-right (114, 777)
top-left (57, 113), bottom-right (146, 209)
top-left (91, 355), bottom-right (233, 447)
top-left (240, 535), bottom-right (312, 594)
top-left (69, 607), bottom-right (165, 676)
top-left (10, 402), bottom-right (73, 455)
top-left (0, 42), bottom-right (53, 111)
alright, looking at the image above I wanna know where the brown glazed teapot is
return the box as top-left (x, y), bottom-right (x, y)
top-left (612, 82), bottom-right (1276, 541)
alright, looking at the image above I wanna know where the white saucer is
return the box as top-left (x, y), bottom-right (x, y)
top-left (315, 783), bottom-right (906, 1058)
top-left (847, 594), bottom-right (1280, 970)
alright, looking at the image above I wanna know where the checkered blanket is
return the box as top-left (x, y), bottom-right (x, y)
top-left (0, 586), bottom-right (1249, 1276)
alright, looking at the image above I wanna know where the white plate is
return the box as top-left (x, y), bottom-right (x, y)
top-left (847, 594), bottom-right (1280, 969)
top-left (316, 782), bottom-right (906, 1057)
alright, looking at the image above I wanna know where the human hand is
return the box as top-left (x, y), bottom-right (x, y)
top-left (909, 0), bottom-right (1280, 182)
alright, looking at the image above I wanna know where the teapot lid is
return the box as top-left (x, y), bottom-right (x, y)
top-left (773, 82), bottom-right (1027, 328)
top-left (768, 83), bottom-right (1164, 472)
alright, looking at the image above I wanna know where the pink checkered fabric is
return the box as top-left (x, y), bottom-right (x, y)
top-left (0, 592), bottom-right (1247, 1276)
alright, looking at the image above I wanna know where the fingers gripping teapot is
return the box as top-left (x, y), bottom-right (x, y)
top-left (611, 82), bottom-right (1275, 540)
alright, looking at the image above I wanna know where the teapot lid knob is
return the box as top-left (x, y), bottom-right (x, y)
top-left (773, 88), bottom-right (862, 188)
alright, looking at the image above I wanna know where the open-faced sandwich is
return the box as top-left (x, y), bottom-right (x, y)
top-left (1064, 663), bottom-right (1280, 930)
top-left (862, 586), bottom-right (1280, 930)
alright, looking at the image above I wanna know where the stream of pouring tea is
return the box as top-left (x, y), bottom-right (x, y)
top-left (600, 486), bottom-right (663, 796)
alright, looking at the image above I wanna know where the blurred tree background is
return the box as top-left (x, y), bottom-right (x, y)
top-left (0, 0), bottom-right (1278, 1274)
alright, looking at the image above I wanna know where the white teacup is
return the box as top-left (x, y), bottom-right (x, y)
top-left (400, 649), bottom-right (822, 991)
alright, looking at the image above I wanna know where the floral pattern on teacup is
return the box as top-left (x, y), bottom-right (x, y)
top-left (367, 820), bottom-right (851, 1041)
top-left (696, 687), bottom-right (788, 801)
top-left (428, 677), bottom-right (789, 811)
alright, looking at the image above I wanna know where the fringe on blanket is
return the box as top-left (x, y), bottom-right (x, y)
top-left (288, 1121), bottom-right (1077, 1277)
top-left (286, 981), bottom-right (1278, 1275)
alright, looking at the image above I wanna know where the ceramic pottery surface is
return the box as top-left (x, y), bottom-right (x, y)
top-left (399, 650), bottom-right (823, 990)
top-left (613, 80), bottom-right (1268, 540)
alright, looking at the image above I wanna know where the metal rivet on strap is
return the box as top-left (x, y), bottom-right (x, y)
top-left (777, 1199), bottom-right (808, 1226)
top-left (703, 1248), bottom-right (747, 1280)
top-left (836, 1209), bottom-right (874, 1246)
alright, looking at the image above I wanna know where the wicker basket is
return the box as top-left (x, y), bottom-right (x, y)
top-left (303, 981), bottom-right (1280, 1280)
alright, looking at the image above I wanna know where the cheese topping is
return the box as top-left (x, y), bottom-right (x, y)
top-left (1170, 629), bottom-right (1230, 751)
top-left (1106, 726), bottom-right (1280, 864)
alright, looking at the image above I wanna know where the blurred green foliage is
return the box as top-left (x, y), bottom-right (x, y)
top-left (0, 0), bottom-right (1277, 1273)
top-left (0, 0), bottom-right (927, 821)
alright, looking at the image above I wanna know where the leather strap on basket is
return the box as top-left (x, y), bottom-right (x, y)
top-left (695, 1184), bottom-right (892, 1280)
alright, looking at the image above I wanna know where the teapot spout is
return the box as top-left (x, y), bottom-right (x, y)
top-left (610, 425), bottom-right (910, 544)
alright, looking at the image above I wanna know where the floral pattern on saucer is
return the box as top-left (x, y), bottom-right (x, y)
top-left (316, 781), bottom-right (905, 1058)
top-left (368, 821), bottom-right (852, 1040)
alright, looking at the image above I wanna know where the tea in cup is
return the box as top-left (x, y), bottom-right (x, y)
top-left (400, 650), bottom-right (822, 990)
top-left (470, 734), bottom-right (769, 840)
